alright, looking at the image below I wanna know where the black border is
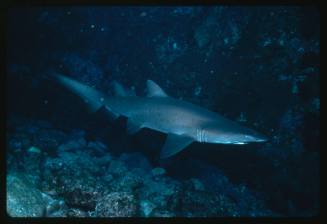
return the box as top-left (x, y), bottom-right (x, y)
top-left (2, 1), bottom-right (321, 224)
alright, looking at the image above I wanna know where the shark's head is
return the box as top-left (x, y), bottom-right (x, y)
top-left (199, 124), bottom-right (268, 145)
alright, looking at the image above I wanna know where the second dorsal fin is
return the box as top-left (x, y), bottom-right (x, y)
top-left (112, 80), bottom-right (135, 97)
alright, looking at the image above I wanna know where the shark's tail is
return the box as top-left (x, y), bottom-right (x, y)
top-left (53, 73), bottom-right (105, 112)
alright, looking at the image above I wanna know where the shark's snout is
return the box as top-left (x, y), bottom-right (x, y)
top-left (244, 132), bottom-right (268, 143)
top-left (256, 136), bottom-right (269, 142)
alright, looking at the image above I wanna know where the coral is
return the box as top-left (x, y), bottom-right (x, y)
top-left (95, 192), bottom-right (137, 217)
top-left (181, 190), bottom-right (238, 217)
top-left (108, 171), bottom-right (143, 192)
top-left (42, 151), bottom-right (105, 210)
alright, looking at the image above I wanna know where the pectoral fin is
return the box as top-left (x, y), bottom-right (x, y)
top-left (160, 133), bottom-right (194, 159)
top-left (112, 80), bottom-right (135, 97)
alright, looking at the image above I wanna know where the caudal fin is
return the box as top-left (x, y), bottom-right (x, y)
top-left (53, 73), bottom-right (105, 112)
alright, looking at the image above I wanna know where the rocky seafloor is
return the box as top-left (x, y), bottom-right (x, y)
top-left (7, 115), bottom-right (278, 217)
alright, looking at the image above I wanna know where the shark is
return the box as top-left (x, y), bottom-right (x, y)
top-left (53, 73), bottom-right (268, 158)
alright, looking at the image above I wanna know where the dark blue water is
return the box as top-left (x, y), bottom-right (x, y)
top-left (6, 6), bottom-right (319, 217)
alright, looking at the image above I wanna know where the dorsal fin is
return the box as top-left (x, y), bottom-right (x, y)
top-left (146, 80), bottom-right (168, 97)
top-left (112, 81), bottom-right (127, 96)
top-left (112, 81), bottom-right (135, 97)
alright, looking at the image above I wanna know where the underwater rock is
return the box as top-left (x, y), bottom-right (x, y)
top-left (107, 159), bottom-right (128, 176)
top-left (69, 129), bottom-right (86, 139)
top-left (119, 152), bottom-right (152, 171)
top-left (8, 133), bottom-right (31, 152)
top-left (7, 173), bottom-right (47, 217)
top-left (103, 173), bottom-right (113, 183)
top-left (96, 154), bottom-right (113, 169)
top-left (189, 159), bottom-right (274, 216)
top-left (130, 167), bottom-right (149, 177)
top-left (229, 184), bottom-right (275, 217)
top-left (181, 190), bottom-right (238, 217)
top-left (87, 140), bottom-right (108, 156)
top-left (33, 129), bottom-right (67, 152)
top-left (55, 176), bottom-right (102, 211)
top-left (57, 137), bottom-right (87, 153)
top-left (7, 154), bottom-right (17, 173)
top-left (198, 166), bottom-right (232, 194)
top-left (109, 171), bottom-right (143, 192)
top-left (42, 151), bottom-right (105, 210)
top-left (47, 209), bottom-right (67, 217)
top-left (21, 154), bottom-right (43, 187)
top-left (66, 208), bottom-right (88, 217)
top-left (152, 210), bottom-right (176, 217)
top-left (44, 151), bottom-right (102, 176)
top-left (151, 167), bottom-right (166, 177)
top-left (41, 192), bottom-right (67, 217)
top-left (27, 146), bottom-right (42, 153)
top-left (13, 119), bottom-right (52, 134)
top-left (140, 200), bottom-right (156, 217)
top-left (189, 178), bottom-right (205, 191)
top-left (140, 176), bottom-right (182, 214)
top-left (7, 132), bottom-right (39, 175)
top-left (95, 192), bottom-right (137, 217)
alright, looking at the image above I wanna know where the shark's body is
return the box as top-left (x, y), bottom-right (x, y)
top-left (54, 74), bottom-right (268, 158)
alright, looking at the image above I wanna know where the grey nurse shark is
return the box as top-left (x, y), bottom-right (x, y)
top-left (54, 73), bottom-right (268, 158)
